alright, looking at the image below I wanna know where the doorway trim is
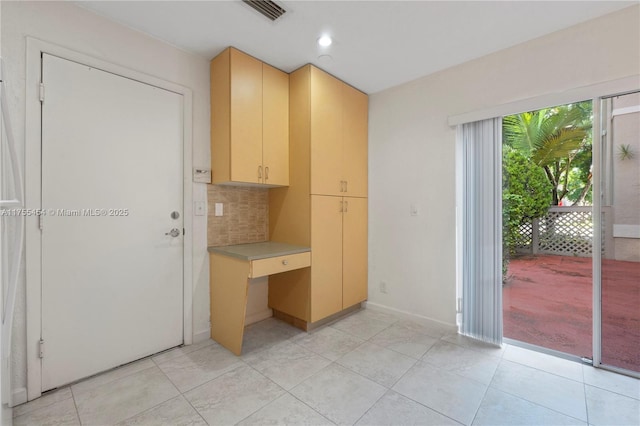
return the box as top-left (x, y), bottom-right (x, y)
top-left (25, 38), bottom-right (194, 401)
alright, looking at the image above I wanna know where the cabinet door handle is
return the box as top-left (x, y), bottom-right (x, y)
top-left (265, 166), bottom-right (269, 180)
top-left (344, 200), bottom-right (348, 212)
top-left (282, 259), bottom-right (288, 266)
top-left (340, 180), bottom-right (345, 192)
top-left (339, 201), bottom-right (344, 212)
top-left (345, 181), bottom-right (348, 193)
top-left (258, 165), bottom-right (263, 179)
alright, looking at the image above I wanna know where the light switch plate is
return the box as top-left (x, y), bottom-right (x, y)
top-left (214, 203), bottom-right (223, 217)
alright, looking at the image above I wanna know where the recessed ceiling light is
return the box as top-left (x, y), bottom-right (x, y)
top-left (318, 35), bottom-right (332, 47)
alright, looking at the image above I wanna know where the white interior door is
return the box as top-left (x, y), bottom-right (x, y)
top-left (41, 54), bottom-right (184, 391)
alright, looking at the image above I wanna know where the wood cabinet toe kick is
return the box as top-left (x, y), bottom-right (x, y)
top-left (208, 243), bottom-right (310, 355)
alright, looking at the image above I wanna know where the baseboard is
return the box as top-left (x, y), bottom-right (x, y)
top-left (1, 403), bottom-right (12, 425)
top-left (193, 328), bottom-right (211, 344)
top-left (245, 308), bottom-right (273, 326)
top-left (11, 387), bottom-right (27, 407)
top-left (363, 301), bottom-right (458, 333)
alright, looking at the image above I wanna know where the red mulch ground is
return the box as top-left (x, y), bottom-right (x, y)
top-left (503, 254), bottom-right (640, 372)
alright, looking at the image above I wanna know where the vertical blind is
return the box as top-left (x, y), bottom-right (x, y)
top-left (458, 118), bottom-right (503, 346)
top-left (1, 60), bottom-right (25, 368)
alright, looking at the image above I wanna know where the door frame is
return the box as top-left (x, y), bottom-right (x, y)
top-left (25, 38), bottom-right (194, 400)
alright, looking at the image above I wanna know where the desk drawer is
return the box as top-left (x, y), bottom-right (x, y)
top-left (250, 252), bottom-right (310, 278)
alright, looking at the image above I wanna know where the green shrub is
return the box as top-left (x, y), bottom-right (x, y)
top-left (502, 148), bottom-right (553, 278)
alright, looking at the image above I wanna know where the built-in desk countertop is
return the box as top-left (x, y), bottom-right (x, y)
top-left (208, 242), bottom-right (311, 354)
top-left (208, 241), bottom-right (310, 261)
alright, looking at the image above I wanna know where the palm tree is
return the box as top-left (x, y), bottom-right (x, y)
top-left (503, 102), bottom-right (592, 205)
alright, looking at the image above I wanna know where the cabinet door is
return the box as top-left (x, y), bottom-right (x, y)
top-left (342, 197), bottom-right (368, 308)
top-left (230, 48), bottom-right (263, 184)
top-left (342, 85), bottom-right (368, 197)
top-left (310, 67), bottom-right (343, 196)
top-left (262, 63), bottom-right (289, 186)
top-left (310, 195), bottom-right (343, 322)
top-left (210, 49), bottom-right (231, 183)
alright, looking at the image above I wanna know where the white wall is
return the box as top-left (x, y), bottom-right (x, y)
top-left (1, 1), bottom-right (211, 402)
top-left (368, 6), bottom-right (640, 326)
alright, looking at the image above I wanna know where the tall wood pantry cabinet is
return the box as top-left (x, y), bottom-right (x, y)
top-left (210, 47), bottom-right (289, 186)
top-left (269, 65), bottom-right (368, 326)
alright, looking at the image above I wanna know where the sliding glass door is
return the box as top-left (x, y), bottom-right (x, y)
top-left (459, 84), bottom-right (639, 378)
top-left (499, 93), bottom-right (639, 377)
top-left (596, 93), bottom-right (640, 375)
top-left (502, 101), bottom-right (594, 360)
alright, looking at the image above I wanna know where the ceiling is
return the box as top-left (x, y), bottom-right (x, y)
top-left (76, 1), bottom-right (637, 94)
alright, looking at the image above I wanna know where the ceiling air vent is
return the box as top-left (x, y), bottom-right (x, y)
top-left (242, 0), bottom-right (287, 21)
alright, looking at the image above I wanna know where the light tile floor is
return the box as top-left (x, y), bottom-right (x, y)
top-left (13, 309), bottom-right (640, 426)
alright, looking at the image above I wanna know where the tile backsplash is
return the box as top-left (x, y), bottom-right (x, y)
top-left (207, 185), bottom-right (269, 247)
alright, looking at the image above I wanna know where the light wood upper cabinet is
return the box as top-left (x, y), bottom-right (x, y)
top-left (211, 47), bottom-right (289, 186)
top-left (262, 63), bottom-right (290, 186)
top-left (310, 66), bottom-right (367, 197)
top-left (342, 85), bottom-right (368, 198)
top-left (229, 49), bottom-right (262, 184)
top-left (310, 67), bottom-right (343, 196)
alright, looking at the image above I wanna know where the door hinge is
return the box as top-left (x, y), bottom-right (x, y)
top-left (183, 228), bottom-right (185, 236)
top-left (39, 83), bottom-right (45, 102)
top-left (39, 215), bottom-right (44, 230)
top-left (38, 339), bottom-right (45, 358)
